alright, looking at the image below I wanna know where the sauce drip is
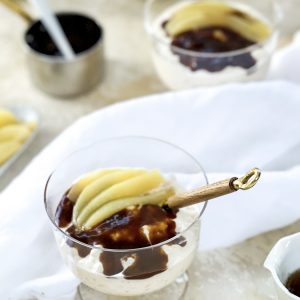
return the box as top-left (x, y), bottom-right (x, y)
top-left (55, 194), bottom-right (185, 279)
top-left (165, 25), bottom-right (256, 72)
top-left (286, 269), bottom-right (300, 297)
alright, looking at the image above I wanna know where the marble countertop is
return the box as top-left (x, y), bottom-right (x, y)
top-left (0, 1), bottom-right (299, 299)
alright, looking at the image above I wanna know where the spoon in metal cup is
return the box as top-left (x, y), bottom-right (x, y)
top-left (29, 0), bottom-right (75, 60)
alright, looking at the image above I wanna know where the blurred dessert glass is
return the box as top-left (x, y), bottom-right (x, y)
top-left (145, 0), bottom-right (280, 90)
top-left (275, 0), bottom-right (300, 35)
top-left (44, 137), bottom-right (208, 299)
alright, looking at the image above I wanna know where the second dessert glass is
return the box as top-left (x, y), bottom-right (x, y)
top-left (44, 136), bottom-right (208, 299)
top-left (144, 0), bottom-right (280, 90)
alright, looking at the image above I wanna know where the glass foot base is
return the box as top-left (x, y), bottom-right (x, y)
top-left (77, 272), bottom-right (189, 300)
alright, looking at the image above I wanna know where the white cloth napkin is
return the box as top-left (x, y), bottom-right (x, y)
top-left (2, 33), bottom-right (300, 300)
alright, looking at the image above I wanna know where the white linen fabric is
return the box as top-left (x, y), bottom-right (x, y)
top-left (1, 33), bottom-right (300, 300)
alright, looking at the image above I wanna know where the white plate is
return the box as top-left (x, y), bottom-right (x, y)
top-left (0, 106), bottom-right (39, 176)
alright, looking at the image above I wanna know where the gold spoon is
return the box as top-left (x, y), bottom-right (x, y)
top-left (0, 0), bottom-right (33, 23)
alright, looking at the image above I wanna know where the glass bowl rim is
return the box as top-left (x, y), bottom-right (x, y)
top-left (44, 136), bottom-right (208, 253)
top-left (144, 0), bottom-right (281, 58)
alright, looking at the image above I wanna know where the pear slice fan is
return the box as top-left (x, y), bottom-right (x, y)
top-left (0, 108), bottom-right (36, 166)
top-left (69, 167), bottom-right (261, 230)
top-left (165, 1), bottom-right (271, 42)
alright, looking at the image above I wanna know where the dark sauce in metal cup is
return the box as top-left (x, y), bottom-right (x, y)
top-left (25, 13), bottom-right (104, 97)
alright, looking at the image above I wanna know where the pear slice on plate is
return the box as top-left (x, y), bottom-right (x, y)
top-left (0, 124), bottom-right (32, 143)
top-left (0, 109), bottom-right (17, 128)
top-left (0, 141), bottom-right (21, 165)
top-left (0, 107), bottom-right (38, 176)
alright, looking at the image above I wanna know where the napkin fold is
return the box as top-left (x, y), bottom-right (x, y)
top-left (10, 271), bottom-right (79, 300)
top-left (2, 33), bottom-right (300, 300)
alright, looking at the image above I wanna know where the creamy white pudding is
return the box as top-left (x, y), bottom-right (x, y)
top-left (55, 206), bottom-right (199, 296)
top-left (54, 169), bottom-right (201, 296)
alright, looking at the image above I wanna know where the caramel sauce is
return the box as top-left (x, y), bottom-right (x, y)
top-left (55, 194), bottom-right (185, 279)
top-left (166, 25), bottom-right (256, 72)
top-left (286, 269), bottom-right (300, 297)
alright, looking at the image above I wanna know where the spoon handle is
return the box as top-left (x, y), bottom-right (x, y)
top-left (0, 0), bottom-right (33, 23)
top-left (30, 0), bottom-right (75, 60)
top-left (167, 168), bottom-right (261, 209)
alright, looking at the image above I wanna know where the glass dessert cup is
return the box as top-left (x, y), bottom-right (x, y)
top-left (44, 137), bottom-right (208, 299)
top-left (144, 0), bottom-right (280, 90)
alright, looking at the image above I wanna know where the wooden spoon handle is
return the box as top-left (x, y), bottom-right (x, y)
top-left (167, 168), bottom-right (261, 209)
top-left (167, 177), bottom-right (237, 208)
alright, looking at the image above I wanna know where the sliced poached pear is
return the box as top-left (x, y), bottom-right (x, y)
top-left (83, 186), bottom-right (175, 230)
top-left (165, 1), bottom-right (271, 42)
top-left (73, 169), bottom-right (147, 222)
top-left (76, 170), bottom-right (165, 228)
top-left (68, 168), bottom-right (119, 202)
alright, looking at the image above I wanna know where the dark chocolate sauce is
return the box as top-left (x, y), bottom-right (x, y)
top-left (55, 195), bottom-right (185, 279)
top-left (25, 13), bottom-right (102, 56)
top-left (286, 269), bottom-right (300, 297)
top-left (56, 195), bottom-right (73, 228)
top-left (166, 25), bottom-right (256, 72)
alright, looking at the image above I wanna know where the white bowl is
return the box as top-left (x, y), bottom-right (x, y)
top-left (264, 232), bottom-right (300, 300)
